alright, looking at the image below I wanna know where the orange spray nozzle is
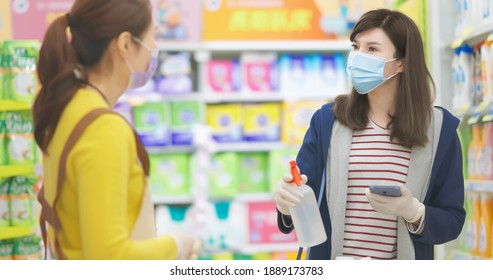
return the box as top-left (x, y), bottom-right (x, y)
top-left (289, 160), bottom-right (302, 187)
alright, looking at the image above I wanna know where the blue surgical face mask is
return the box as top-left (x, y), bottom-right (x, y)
top-left (346, 51), bottom-right (401, 94)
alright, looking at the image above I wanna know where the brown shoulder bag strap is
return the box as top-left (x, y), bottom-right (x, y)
top-left (38, 108), bottom-right (149, 260)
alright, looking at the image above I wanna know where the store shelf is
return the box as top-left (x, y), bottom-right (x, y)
top-left (158, 40), bottom-right (352, 52)
top-left (232, 243), bottom-right (300, 255)
top-left (0, 165), bottom-right (35, 178)
top-left (451, 23), bottom-right (493, 48)
top-left (152, 194), bottom-right (194, 205)
top-left (0, 100), bottom-right (31, 111)
top-left (204, 93), bottom-right (285, 103)
top-left (146, 146), bottom-right (196, 154)
top-left (234, 193), bottom-right (274, 202)
top-left (119, 92), bottom-right (202, 105)
top-left (0, 225), bottom-right (35, 241)
top-left (215, 142), bottom-right (292, 152)
top-left (465, 180), bottom-right (493, 192)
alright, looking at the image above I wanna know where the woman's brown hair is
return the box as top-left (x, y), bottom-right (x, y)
top-left (334, 9), bottom-right (434, 148)
top-left (33, 0), bottom-right (152, 152)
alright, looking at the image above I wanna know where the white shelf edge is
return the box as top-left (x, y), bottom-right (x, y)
top-left (146, 146), bottom-right (195, 154)
top-left (450, 23), bottom-right (493, 48)
top-left (214, 142), bottom-right (288, 152)
top-left (152, 195), bottom-right (194, 204)
top-left (465, 180), bottom-right (493, 192)
top-left (157, 40), bottom-right (352, 52)
top-left (231, 243), bottom-right (300, 255)
top-left (233, 193), bottom-right (274, 202)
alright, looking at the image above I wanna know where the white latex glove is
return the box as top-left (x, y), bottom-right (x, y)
top-left (274, 173), bottom-right (307, 216)
top-left (366, 184), bottom-right (425, 223)
top-left (169, 231), bottom-right (203, 260)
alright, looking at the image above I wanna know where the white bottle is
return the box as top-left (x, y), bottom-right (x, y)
top-left (482, 41), bottom-right (493, 102)
top-left (458, 45), bottom-right (474, 108)
top-left (452, 47), bottom-right (462, 110)
top-left (288, 161), bottom-right (327, 248)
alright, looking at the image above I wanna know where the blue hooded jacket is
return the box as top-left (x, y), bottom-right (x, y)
top-left (277, 103), bottom-right (466, 260)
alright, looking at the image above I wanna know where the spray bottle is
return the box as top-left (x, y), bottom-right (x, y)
top-left (288, 161), bottom-right (327, 248)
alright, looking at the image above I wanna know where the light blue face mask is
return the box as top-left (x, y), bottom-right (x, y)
top-left (346, 51), bottom-right (401, 94)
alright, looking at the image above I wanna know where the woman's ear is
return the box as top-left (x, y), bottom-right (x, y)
top-left (397, 58), bottom-right (405, 73)
top-left (115, 31), bottom-right (132, 60)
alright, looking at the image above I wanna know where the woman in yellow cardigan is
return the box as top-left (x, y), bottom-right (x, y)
top-left (32, 0), bottom-right (200, 259)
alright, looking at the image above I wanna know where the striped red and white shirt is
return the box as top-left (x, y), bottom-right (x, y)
top-left (342, 120), bottom-right (411, 260)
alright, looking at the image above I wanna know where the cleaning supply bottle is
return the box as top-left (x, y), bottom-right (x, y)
top-left (476, 124), bottom-right (487, 181)
top-left (473, 43), bottom-right (483, 105)
top-left (462, 193), bottom-right (473, 253)
top-left (452, 47), bottom-right (462, 110)
top-left (468, 124), bottom-right (482, 180)
top-left (481, 40), bottom-right (492, 102)
top-left (482, 118), bottom-right (493, 180)
top-left (479, 192), bottom-right (492, 258)
top-left (471, 192), bottom-right (482, 257)
top-left (288, 161), bottom-right (327, 248)
top-left (459, 45), bottom-right (474, 109)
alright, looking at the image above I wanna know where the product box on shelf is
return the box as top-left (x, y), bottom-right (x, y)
top-left (279, 54), bottom-right (310, 95)
top-left (149, 153), bottom-right (190, 196)
top-left (238, 152), bottom-right (268, 193)
top-left (243, 103), bottom-right (281, 142)
top-left (155, 52), bottom-right (193, 94)
top-left (171, 101), bottom-right (203, 145)
top-left (4, 111), bottom-right (36, 165)
top-left (8, 176), bottom-right (35, 227)
top-left (155, 205), bottom-right (192, 237)
top-left (241, 53), bottom-right (278, 93)
top-left (282, 101), bottom-right (324, 145)
top-left (207, 104), bottom-right (243, 143)
top-left (2, 41), bottom-right (40, 103)
top-left (206, 59), bottom-right (241, 93)
top-left (0, 178), bottom-right (10, 228)
top-left (0, 44), bottom-right (5, 100)
top-left (133, 102), bottom-right (171, 147)
top-left (209, 152), bottom-right (239, 198)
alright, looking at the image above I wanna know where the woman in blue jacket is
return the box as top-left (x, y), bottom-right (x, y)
top-left (275, 9), bottom-right (465, 260)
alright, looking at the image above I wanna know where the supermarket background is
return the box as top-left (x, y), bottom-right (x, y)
top-left (0, 0), bottom-right (491, 261)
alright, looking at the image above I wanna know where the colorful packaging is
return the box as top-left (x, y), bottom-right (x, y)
top-left (282, 101), bottom-right (324, 145)
top-left (3, 41), bottom-right (40, 103)
top-left (0, 178), bottom-right (10, 227)
top-left (238, 152), bottom-right (268, 193)
top-left (268, 148), bottom-right (299, 193)
top-left (5, 111), bottom-right (35, 165)
top-left (155, 52), bottom-right (192, 94)
top-left (279, 54), bottom-right (309, 94)
top-left (149, 153), bottom-right (190, 196)
top-left (133, 102), bottom-right (171, 147)
top-left (206, 104), bottom-right (243, 143)
top-left (207, 59), bottom-right (241, 92)
top-left (458, 119), bottom-right (473, 179)
top-left (13, 236), bottom-right (42, 260)
top-left (241, 53), bottom-right (278, 93)
top-left (472, 192), bottom-right (482, 256)
top-left (0, 240), bottom-right (14, 260)
top-left (479, 192), bottom-right (492, 258)
top-left (9, 176), bottom-right (34, 227)
top-left (243, 103), bottom-right (281, 142)
top-left (0, 118), bottom-right (6, 165)
top-left (171, 101), bottom-right (203, 145)
top-left (209, 152), bottom-right (239, 198)
top-left (155, 205), bottom-right (191, 237)
top-left (320, 53), bottom-right (347, 99)
top-left (0, 43), bottom-right (5, 100)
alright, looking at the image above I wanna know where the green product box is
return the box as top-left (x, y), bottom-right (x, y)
top-left (149, 153), bottom-right (190, 196)
top-left (3, 41), bottom-right (40, 102)
top-left (132, 102), bottom-right (171, 147)
top-left (4, 111), bottom-right (35, 165)
top-left (0, 178), bottom-right (10, 227)
top-left (171, 101), bottom-right (204, 145)
top-left (238, 152), bottom-right (268, 193)
top-left (0, 43), bottom-right (5, 100)
top-left (9, 176), bottom-right (34, 227)
top-left (209, 152), bottom-right (239, 198)
top-left (268, 148), bottom-right (299, 193)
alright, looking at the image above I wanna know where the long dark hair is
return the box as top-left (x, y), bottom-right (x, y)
top-left (334, 9), bottom-right (434, 148)
top-left (33, 0), bottom-right (152, 152)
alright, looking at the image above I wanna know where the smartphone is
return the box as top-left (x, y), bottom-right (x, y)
top-left (369, 185), bottom-right (401, 197)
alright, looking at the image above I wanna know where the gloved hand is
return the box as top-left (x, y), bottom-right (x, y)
top-left (274, 173), bottom-right (307, 216)
top-left (366, 184), bottom-right (425, 223)
top-left (169, 230), bottom-right (203, 260)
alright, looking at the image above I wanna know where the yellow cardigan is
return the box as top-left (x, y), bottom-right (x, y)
top-left (42, 88), bottom-right (177, 259)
